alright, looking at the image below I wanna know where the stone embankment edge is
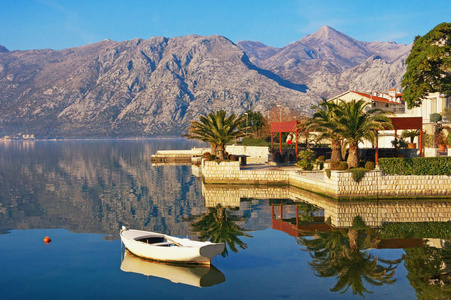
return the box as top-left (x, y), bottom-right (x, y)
top-left (201, 160), bottom-right (451, 200)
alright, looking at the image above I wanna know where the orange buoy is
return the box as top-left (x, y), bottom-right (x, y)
top-left (44, 236), bottom-right (51, 244)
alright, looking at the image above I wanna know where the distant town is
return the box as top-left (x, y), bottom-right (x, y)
top-left (2, 133), bottom-right (35, 140)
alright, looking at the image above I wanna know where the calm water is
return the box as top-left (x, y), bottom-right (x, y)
top-left (0, 139), bottom-right (449, 299)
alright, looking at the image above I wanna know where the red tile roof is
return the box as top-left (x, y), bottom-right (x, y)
top-left (350, 91), bottom-right (404, 105)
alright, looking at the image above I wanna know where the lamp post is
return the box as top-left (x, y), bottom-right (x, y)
top-left (244, 112), bottom-right (248, 135)
top-left (276, 105), bottom-right (282, 156)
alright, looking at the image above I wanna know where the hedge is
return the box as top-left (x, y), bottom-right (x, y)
top-left (378, 157), bottom-right (451, 175)
top-left (380, 222), bottom-right (451, 239)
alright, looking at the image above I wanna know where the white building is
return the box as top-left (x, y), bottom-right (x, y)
top-left (327, 89), bottom-right (451, 151)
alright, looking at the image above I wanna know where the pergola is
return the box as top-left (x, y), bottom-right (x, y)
top-left (270, 121), bottom-right (302, 158)
top-left (375, 116), bottom-right (424, 163)
top-left (271, 117), bottom-right (424, 164)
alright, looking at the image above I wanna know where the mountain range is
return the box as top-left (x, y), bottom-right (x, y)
top-left (0, 26), bottom-right (411, 137)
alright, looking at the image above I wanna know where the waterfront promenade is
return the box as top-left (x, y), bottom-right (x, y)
top-left (200, 160), bottom-right (451, 200)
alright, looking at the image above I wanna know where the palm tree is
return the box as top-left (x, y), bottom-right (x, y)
top-left (298, 223), bottom-right (401, 297)
top-left (190, 204), bottom-right (252, 257)
top-left (184, 110), bottom-right (247, 159)
top-left (335, 99), bottom-right (393, 168)
top-left (305, 99), bottom-right (343, 162)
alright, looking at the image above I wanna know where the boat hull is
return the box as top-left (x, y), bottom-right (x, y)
top-left (120, 229), bottom-right (224, 265)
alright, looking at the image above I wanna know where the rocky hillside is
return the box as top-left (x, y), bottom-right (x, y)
top-left (0, 35), bottom-right (317, 137)
top-left (237, 26), bottom-right (411, 98)
top-left (0, 26), bottom-right (411, 137)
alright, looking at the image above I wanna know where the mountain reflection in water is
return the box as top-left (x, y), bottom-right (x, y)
top-left (1, 139), bottom-right (451, 299)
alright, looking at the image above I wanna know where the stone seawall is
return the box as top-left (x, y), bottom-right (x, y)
top-left (202, 160), bottom-right (289, 184)
top-left (201, 160), bottom-right (451, 199)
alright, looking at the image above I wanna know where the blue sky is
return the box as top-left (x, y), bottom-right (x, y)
top-left (1, 0), bottom-right (450, 51)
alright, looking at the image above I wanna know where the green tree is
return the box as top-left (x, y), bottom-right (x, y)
top-left (242, 109), bottom-right (266, 138)
top-left (402, 22), bottom-right (451, 109)
top-left (184, 110), bottom-right (247, 159)
top-left (335, 99), bottom-right (393, 168)
top-left (305, 99), bottom-right (343, 162)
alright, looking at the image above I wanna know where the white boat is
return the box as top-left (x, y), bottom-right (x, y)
top-left (119, 227), bottom-right (225, 265)
top-left (120, 250), bottom-right (225, 287)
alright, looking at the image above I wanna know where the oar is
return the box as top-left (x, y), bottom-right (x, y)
top-left (164, 236), bottom-right (183, 247)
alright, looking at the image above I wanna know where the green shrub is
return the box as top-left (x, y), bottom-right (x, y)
top-left (325, 168), bottom-right (331, 179)
top-left (378, 157), bottom-right (451, 175)
top-left (350, 168), bottom-right (366, 183)
top-left (365, 161), bottom-right (375, 170)
top-left (338, 161), bottom-right (348, 170)
top-left (297, 149), bottom-right (316, 171)
top-left (430, 113), bottom-right (442, 123)
top-left (352, 216), bottom-right (367, 229)
top-left (317, 155), bottom-right (326, 162)
top-left (380, 222), bottom-right (451, 239)
top-left (330, 161), bottom-right (340, 170)
top-left (208, 154), bottom-right (216, 161)
top-left (296, 160), bottom-right (314, 170)
top-left (424, 133), bottom-right (435, 148)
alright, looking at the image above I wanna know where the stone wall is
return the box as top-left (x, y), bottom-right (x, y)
top-left (288, 170), bottom-right (451, 198)
top-left (202, 160), bottom-right (289, 184)
top-left (225, 145), bottom-right (269, 163)
top-left (202, 160), bottom-right (451, 198)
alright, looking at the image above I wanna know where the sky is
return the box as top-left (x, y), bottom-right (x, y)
top-left (0, 0), bottom-right (450, 51)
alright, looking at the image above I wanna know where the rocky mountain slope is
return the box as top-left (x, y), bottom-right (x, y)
top-left (0, 26), bottom-right (411, 137)
top-left (0, 35), bottom-right (317, 137)
top-left (237, 26), bottom-right (411, 98)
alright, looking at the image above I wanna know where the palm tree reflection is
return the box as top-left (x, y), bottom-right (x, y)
top-left (298, 218), bottom-right (401, 297)
top-left (190, 204), bottom-right (252, 256)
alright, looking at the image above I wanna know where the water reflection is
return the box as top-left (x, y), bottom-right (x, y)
top-left (404, 240), bottom-right (451, 298)
top-left (120, 250), bottom-right (225, 287)
top-left (189, 204), bottom-right (252, 257)
top-left (0, 139), bottom-right (206, 236)
top-left (2, 139), bottom-right (451, 298)
top-left (297, 219), bottom-right (401, 297)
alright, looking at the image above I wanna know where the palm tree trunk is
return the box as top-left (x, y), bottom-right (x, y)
top-left (348, 229), bottom-right (358, 251)
top-left (347, 144), bottom-right (359, 168)
top-left (330, 140), bottom-right (342, 162)
top-left (216, 145), bottom-right (225, 159)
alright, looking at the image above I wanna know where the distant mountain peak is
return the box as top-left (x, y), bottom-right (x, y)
top-left (302, 25), bottom-right (354, 43)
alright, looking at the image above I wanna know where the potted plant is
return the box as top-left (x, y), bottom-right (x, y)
top-left (401, 129), bottom-right (420, 149)
top-left (391, 137), bottom-right (408, 156)
top-left (435, 126), bottom-right (447, 151)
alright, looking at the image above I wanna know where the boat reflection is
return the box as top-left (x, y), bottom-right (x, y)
top-left (120, 250), bottom-right (226, 287)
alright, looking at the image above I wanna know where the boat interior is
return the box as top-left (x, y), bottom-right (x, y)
top-left (136, 236), bottom-right (177, 247)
